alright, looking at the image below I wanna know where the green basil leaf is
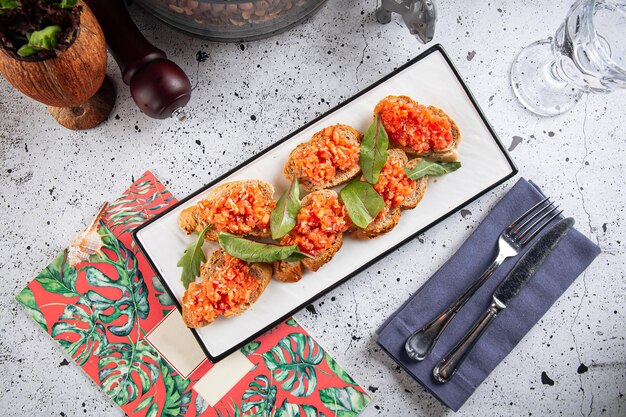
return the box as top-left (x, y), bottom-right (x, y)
top-left (57, 0), bottom-right (78, 8)
top-left (177, 224), bottom-right (212, 289)
top-left (270, 178), bottom-right (300, 239)
top-left (404, 159), bottom-right (462, 180)
top-left (16, 44), bottom-right (39, 57)
top-left (218, 232), bottom-right (312, 263)
top-left (284, 252), bottom-right (312, 263)
top-left (16, 25), bottom-right (63, 57)
top-left (28, 25), bottom-right (62, 50)
top-left (359, 115), bottom-right (389, 184)
top-left (339, 181), bottom-right (385, 229)
top-left (0, 0), bottom-right (17, 9)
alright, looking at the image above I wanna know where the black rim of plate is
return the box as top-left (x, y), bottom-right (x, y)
top-left (132, 43), bottom-right (518, 363)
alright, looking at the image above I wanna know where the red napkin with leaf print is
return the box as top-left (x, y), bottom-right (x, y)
top-left (16, 171), bottom-right (372, 417)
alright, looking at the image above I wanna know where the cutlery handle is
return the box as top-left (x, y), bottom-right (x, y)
top-left (432, 300), bottom-right (504, 384)
top-left (405, 254), bottom-right (504, 361)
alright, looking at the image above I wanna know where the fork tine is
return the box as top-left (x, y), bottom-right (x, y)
top-left (511, 200), bottom-right (554, 236)
top-left (520, 210), bottom-right (563, 245)
top-left (507, 197), bottom-right (551, 230)
top-left (516, 206), bottom-right (560, 243)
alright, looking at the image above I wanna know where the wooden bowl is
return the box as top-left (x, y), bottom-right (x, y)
top-left (0, 2), bottom-right (107, 108)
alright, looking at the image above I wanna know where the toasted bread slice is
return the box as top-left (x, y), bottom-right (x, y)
top-left (284, 124), bottom-right (363, 192)
top-left (401, 157), bottom-right (429, 209)
top-left (178, 180), bottom-right (275, 241)
top-left (376, 96), bottom-right (461, 162)
top-left (273, 229), bottom-right (344, 281)
top-left (423, 106), bottom-right (461, 162)
top-left (273, 190), bottom-right (346, 282)
top-left (273, 259), bottom-right (303, 283)
top-left (182, 249), bottom-right (272, 328)
top-left (351, 149), bottom-right (428, 239)
top-left (302, 233), bottom-right (344, 272)
top-left (351, 206), bottom-right (402, 240)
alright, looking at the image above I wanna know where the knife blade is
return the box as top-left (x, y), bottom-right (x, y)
top-left (433, 217), bottom-right (575, 384)
top-left (493, 217), bottom-right (574, 307)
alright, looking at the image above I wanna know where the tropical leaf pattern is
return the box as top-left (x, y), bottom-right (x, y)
top-left (275, 400), bottom-right (328, 417)
top-left (152, 276), bottom-right (174, 307)
top-left (195, 395), bottom-right (210, 416)
top-left (241, 375), bottom-right (277, 417)
top-left (324, 354), bottom-right (357, 386)
top-left (98, 340), bottom-right (160, 406)
top-left (215, 404), bottom-right (242, 417)
top-left (160, 360), bottom-right (193, 417)
top-left (133, 395), bottom-right (154, 413)
top-left (16, 172), bottom-right (372, 417)
top-left (15, 286), bottom-right (48, 332)
top-left (33, 249), bottom-right (83, 300)
top-left (146, 403), bottom-right (159, 417)
top-left (319, 387), bottom-right (370, 417)
top-left (83, 222), bottom-right (150, 336)
top-left (262, 333), bottom-right (324, 398)
top-left (241, 341), bottom-right (261, 357)
top-left (51, 304), bottom-right (107, 365)
top-left (106, 175), bottom-right (174, 237)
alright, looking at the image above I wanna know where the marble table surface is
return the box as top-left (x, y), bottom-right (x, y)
top-left (1, 1), bottom-right (624, 416)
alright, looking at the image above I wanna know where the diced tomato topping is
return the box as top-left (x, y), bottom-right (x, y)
top-left (291, 125), bottom-right (360, 185)
top-left (373, 153), bottom-right (417, 218)
top-left (183, 253), bottom-right (259, 326)
top-left (197, 183), bottom-right (275, 235)
top-left (281, 193), bottom-right (349, 256)
top-left (375, 97), bottom-right (453, 154)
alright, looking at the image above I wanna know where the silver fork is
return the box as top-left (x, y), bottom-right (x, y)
top-left (404, 197), bottom-right (561, 361)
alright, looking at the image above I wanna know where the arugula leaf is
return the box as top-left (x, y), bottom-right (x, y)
top-left (339, 181), bottom-right (385, 228)
top-left (0, 0), bottom-right (17, 9)
top-left (270, 178), bottom-right (300, 239)
top-left (218, 232), bottom-right (312, 263)
top-left (17, 25), bottom-right (62, 57)
top-left (359, 115), bottom-right (389, 184)
top-left (177, 224), bottom-right (211, 289)
top-left (404, 159), bottom-right (461, 180)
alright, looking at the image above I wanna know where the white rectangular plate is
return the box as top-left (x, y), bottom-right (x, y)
top-left (134, 45), bottom-right (517, 362)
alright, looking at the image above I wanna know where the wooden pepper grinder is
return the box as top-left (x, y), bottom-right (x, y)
top-left (84, 0), bottom-right (192, 121)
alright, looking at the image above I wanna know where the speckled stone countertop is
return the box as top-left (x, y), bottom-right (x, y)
top-left (1, 1), bottom-right (624, 416)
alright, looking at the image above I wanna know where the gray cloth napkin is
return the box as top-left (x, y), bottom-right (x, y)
top-left (376, 177), bottom-right (601, 411)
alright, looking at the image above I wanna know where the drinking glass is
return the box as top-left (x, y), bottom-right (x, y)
top-left (510, 0), bottom-right (626, 116)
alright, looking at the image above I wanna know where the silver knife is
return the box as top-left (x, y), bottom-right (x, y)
top-left (432, 217), bottom-right (575, 384)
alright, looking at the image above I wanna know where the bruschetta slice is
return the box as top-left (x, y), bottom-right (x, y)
top-left (273, 190), bottom-right (349, 282)
top-left (284, 124), bottom-right (363, 192)
top-left (374, 96), bottom-right (461, 162)
top-left (182, 249), bottom-right (272, 328)
top-left (179, 180), bottom-right (276, 241)
top-left (352, 149), bottom-right (428, 239)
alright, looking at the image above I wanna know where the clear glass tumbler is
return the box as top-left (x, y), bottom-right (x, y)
top-left (511, 0), bottom-right (626, 116)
